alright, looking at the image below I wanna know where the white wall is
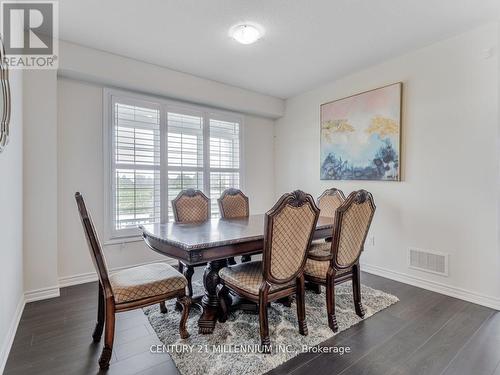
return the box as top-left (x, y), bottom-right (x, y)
top-left (58, 41), bottom-right (284, 119)
top-left (0, 70), bottom-right (24, 373)
top-left (23, 70), bottom-right (59, 296)
top-left (57, 77), bottom-right (276, 282)
top-left (275, 24), bottom-right (500, 307)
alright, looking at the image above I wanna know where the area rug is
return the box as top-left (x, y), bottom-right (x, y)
top-left (144, 281), bottom-right (398, 375)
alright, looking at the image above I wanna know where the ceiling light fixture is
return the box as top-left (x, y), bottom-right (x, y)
top-left (230, 24), bottom-right (263, 45)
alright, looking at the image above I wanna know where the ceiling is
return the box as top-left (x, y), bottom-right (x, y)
top-left (59, 0), bottom-right (500, 98)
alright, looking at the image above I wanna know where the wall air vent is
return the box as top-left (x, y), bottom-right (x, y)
top-left (408, 248), bottom-right (448, 276)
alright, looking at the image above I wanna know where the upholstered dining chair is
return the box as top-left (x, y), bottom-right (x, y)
top-left (313, 187), bottom-right (346, 246)
top-left (172, 188), bottom-right (210, 297)
top-left (318, 188), bottom-right (346, 218)
top-left (306, 188), bottom-right (346, 295)
top-left (218, 188), bottom-right (252, 263)
top-left (304, 190), bottom-right (376, 333)
top-left (217, 190), bottom-right (320, 351)
top-left (75, 192), bottom-right (190, 370)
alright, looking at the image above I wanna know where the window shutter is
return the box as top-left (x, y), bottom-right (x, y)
top-left (209, 118), bottom-right (241, 217)
top-left (106, 90), bottom-right (244, 239)
top-left (113, 102), bottom-right (161, 232)
top-left (167, 111), bottom-right (204, 221)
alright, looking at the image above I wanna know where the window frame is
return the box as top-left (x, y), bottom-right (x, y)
top-left (103, 88), bottom-right (245, 243)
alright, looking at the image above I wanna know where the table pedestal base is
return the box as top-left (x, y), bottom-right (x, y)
top-left (198, 259), bottom-right (228, 334)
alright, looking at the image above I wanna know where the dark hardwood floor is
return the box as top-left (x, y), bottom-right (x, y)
top-left (4, 272), bottom-right (499, 375)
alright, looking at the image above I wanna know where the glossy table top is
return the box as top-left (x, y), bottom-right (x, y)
top-left (141, 214), bottom-right (334, 251)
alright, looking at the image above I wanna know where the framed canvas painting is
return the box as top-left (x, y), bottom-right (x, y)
top-left (320, 82), bottom-right (402, 181)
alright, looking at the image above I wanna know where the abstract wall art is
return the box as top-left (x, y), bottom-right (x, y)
top-left (320, 82), bottom-right (402, 181)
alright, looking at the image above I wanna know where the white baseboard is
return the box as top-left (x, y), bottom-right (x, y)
top-left (362, 262), bottom-right (500, 311)
top-left (58, 259), bottom-right (178, 288)
top-left (0, 294), bottom-right (25, 374)
top-left (24, 285), bottom-right (61, 303)
top-left (58, 271), bottom-right (98, 288)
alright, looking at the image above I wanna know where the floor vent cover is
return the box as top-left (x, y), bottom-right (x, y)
top-left (408, 248), bottom-right (448, 276)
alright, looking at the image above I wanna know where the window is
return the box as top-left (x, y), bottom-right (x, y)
top-left (104, 89), bottom-right (243, 240)
top-left (208, 118), bottom-right (240, 217)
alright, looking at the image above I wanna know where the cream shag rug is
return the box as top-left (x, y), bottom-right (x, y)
top-left (144, 281), bottom-right (398, 375)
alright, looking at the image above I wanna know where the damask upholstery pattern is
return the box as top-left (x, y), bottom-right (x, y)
top-left (304, 258), bottom-right (351, 280)
top-left (269, 203), bottom-right (316, 281)
top-left (219, 193), bottom-right (249, 218)
top-left (336, 200), bottom-right (374, 266)
top-left (173, 194), bottom-right (209, 223)
top-left (110, 263), bottom-right (187, 304)
top-left (308, 240), bottom-right (331, 259)
top-left (219, 261), bottom-right (294, 295)
top-left (318, 191), bottom-right (345, 218)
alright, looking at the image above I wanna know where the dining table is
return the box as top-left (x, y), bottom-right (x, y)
top-left (140, 214), bottom-right (335, 334)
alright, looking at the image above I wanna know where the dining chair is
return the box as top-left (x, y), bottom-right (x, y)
top-left (172, 189), bottom-right (210, 297)
top-left (218, 188), bottom-right (252, 263)
top-left (75, 192), bottom-right (190, 370)
top-left (318, 188), bottom-right (346, 218)
top-left (307, 188), bottom-right (346, 263)
top-left (217, 190), bottom-right (319, 351)
top-left (304, 189), bottom-right (376, 333)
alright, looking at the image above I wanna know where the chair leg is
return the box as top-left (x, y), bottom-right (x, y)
top-left (241, 255), bottom-right (252, 263)
top-left (227, 257), bottom-right (237, 265)
top-left (92, 282), bottom-right (105, 342)
top-left (177, 295), bottom-right (191, 339)
top-left (296, 274), bottom-right (308, 336)
top-left (99, 298), bottom-right (115, 370)
top-left (183, 265), bottom-right (195, 298)
top-left (159, 301), bottom-right (168, 314)
top-left (352, 263), bottom-right (365, 318)
top-left (216, 284), bottom-right (230, 322)
top-left (258, 283), bottom-right (271, 353)
top-left (178, 261), bottom-right (184, 273)
top-left (326, 272), bottom-right (338, 333)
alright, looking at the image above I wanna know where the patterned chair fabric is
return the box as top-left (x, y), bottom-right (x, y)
top-left (219, 261), bottom-right (294, 295)
top-left (218, 189), bottom-right (249, 219)
top-left (269, 200), bottom-right (317, 281)
top-left (172, 189), bottom-right (209, 223)
top-left (308, 240), bottom-right (331, 259)
top-left (335, 193), bottom-right (375, 267)
top-left (304, 258), bottom-right (351, 280)
top-left (318, 189), bottom-right (345, 218)
top-left (109, 263), bottom-right (187, 304)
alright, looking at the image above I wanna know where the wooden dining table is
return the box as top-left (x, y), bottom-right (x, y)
top-left (140, 214), bottom-right (335, 334)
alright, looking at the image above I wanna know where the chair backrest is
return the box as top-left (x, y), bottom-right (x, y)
top-left (75, 192), bottom-right (113, 297)
top-left (218, 188), bottom-right (249, 219)
top-left (262, 190), bottom-right (319, 284)
top-left (317, 188), bottom-right (346, 218)
top-left (331, 190), bottom-right (376, 268)
top-left (172, 189), bottom-right (210, 223)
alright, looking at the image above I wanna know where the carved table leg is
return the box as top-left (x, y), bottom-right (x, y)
top-left (198, 259), bottom-right (228, 334)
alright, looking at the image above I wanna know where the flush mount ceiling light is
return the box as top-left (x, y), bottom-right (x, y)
top-left (230, 24), bottom-right (263, 45)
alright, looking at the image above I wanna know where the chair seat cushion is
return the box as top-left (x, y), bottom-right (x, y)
top-left (110, 263), bottom-right (187, 304)
top-left (219, 261), bottom-right (294, 296)
top-left (304, 258), bottom-right (352, 281)
top-left (308, 240), bottom-right (331, 260)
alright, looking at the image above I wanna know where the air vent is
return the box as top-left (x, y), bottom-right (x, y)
top-left (408, 248), bottom-right (448, 276)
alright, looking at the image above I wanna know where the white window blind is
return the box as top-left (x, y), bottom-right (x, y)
top-left (209, 118), bottom-right (241, 217)
top-left (112, 101), bottom-right (161, 234)
top-left (105, 89), bottom-right (243, 240)
top-left (167, 111), bottom-right (205, 221)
